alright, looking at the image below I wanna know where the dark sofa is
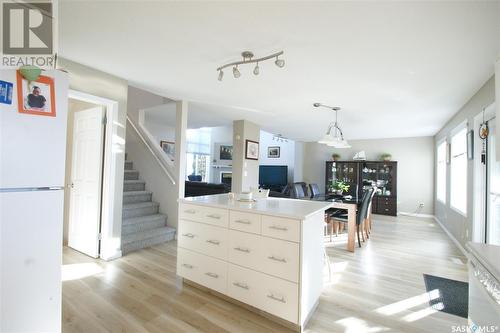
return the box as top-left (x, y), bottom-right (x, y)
top-left (184, 181), bottom-right (230, 197)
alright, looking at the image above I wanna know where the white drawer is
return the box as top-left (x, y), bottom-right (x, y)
top-left (227, 230), bottom-right (261, 271)
top-left (259, 268), bottom-right (299, 324)
top-left (228, 230), bottom-right (299, 283)
top-left (260, 237), bottom-right (299, 283)
top-left (179, 203), bottom-right (229, 228)
top-left (229, 210), bottom-right (261, 234)
top-left (178, 220), bottom-right (228, 260)
top-left (177, 248), bottom-right (227, 295)
top-left (227, 263), bottom-right (298, 324)
top-left (261, 215), bottom-right (300, 242)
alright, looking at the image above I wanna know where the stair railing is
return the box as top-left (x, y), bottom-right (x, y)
top-left (126, 115), bottom-right (176, 185)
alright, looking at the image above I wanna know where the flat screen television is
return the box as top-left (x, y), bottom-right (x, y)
top-left (259, 165), bottom-right (288, 186)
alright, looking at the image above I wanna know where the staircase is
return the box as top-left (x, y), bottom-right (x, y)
top-left (122, 158), bottom-right (175, 254)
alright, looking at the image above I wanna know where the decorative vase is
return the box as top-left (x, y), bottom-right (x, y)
top-left (332, 154), bottom-right (340, 161)
top-left (381, 154), bottom-right (392, 161)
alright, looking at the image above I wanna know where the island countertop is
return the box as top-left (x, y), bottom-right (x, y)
top-left (179, 193), bottom-right (333, 220)
top-left (467, 242), bottom-right (500, 279)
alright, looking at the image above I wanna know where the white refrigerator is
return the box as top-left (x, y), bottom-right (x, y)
top-left (0, 69), bottom-right (68, 332)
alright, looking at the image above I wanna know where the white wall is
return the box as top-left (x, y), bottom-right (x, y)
top-left (59, 58), bottom-right (128, 260)
top-left (125, 88), bottom-right (187, 229)
top-left (259, 130), bottom-right (296, 183)
top-left (435, 76), bottom-right (496, 248)
top-left (143, 120), bottom-right (176, 144)
top-left (302, 136), bottom-right (435, 215)
top-left (232, 120), bottom-right (260, 193)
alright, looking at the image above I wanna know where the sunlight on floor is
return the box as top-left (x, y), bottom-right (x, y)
top-left (336, 317), bottom-right (389, 333)
top-left (61, 263), bottom-right (103, 281)
top-left (375, 289), bottom-right (440, 316)
top-left (401, 302), bottom-right (443, 322)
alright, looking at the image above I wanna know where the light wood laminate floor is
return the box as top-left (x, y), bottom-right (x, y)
top-left (62, 215), bottom-right (468, 333)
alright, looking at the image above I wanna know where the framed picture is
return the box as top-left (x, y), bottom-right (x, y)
top-left (245, 139), bottom-right (259, 160)
top-left (267, 146), bottom-right (280, 158)
top-left (160, 140), bottom-right (175, 161)
top-left (16, 70), bottom-right (56, 117)
top-left (219, 145), bottom-right (233, 160)
top-left (467, 130), bottom-right (474, 160)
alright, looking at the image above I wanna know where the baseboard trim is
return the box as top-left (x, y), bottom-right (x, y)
top-left (432, 216), bottom-right (468, 257)
top-left (398, 212), bottom-right (435, 218)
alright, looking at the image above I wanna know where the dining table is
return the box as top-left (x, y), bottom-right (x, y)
top-left (302, 194), bottom-right (359, 252)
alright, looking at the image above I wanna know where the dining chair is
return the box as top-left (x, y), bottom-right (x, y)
top-left (309, 183), bottom-right (321, 197)
top-left (364, 187), bottom-right (377, 238)
top-left (291, 183), bottom-right (306, 199)
top-left (331, 187), bottom-right (374, 248)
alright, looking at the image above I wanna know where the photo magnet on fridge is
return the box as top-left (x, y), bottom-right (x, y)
top-left (0, 80), bottom-right (13, 105)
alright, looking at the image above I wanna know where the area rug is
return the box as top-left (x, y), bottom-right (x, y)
top-left (423, 274), bottom-right (468, 318)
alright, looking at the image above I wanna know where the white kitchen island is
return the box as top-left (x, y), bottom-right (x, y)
top-left (177, 194), bottom-right (333, 331)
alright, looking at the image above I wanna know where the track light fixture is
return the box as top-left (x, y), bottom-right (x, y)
top-left (272, 134), bottom-right (289, 143)
top-left (232, 65), bottom-right (241, 78)
top-left (253, 62), bottom-right (260, 75)
top-left (217, 50), bottom-right (284, 81)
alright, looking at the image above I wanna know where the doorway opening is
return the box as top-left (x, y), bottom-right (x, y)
top-left (64, 90), bottom-right (119, 259)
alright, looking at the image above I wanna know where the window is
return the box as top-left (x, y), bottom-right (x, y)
top-left (186, 128), bottom-right (211, 182)
top-left (450, 126), bottom-right (468, 215)
top-left (436, 141), bottom-right (447, 203)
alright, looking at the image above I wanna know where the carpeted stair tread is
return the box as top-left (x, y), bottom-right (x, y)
top-left (123, 213), bottom-right (167, 226)
top-left (123, 190), bottom-right (152, 196)
top-left (123, 201), bottom-right (158, 209)
top-left (122, 226), bottom-right (175, 245)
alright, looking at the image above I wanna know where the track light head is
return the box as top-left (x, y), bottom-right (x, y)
top-left (313, 103), bottom-right (321, 107)
top-left (253, 63), bottom-right (260, 75)
top-left (218, 70), bottom-right (224, 81)
top-left (275, 57), bottom-right (285, 68)
top-left (233, 66), bottom-right (241, 78)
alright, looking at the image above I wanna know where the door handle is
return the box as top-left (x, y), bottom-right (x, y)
top-left (233, 282), bottom-right (249, 290)
top-left (206, 239), bottom-right (220, 245)
top-left (234, 219), bottom-right (251, 225)
top-left (267, 294), bottom-right (286, 303)
top-left (206, 214), bottom-right (221, 219)
top-left (182, 233), bottom-right (195, 238)
top-left (269, 225), bottom-right (288, 231)
top-left (268, 255), bottom-right (287, 263)
top-left (234, 247), bottom-right (250, 253)
top-left (205, 272), bottom-right (219, 279)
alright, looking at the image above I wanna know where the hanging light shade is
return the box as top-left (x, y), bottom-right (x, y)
top-left (314, 104), bottom-right (350, 148)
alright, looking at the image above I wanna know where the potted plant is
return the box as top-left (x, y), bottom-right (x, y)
top-left (380, 153), bottom-right (392, 161)
top-left (331, 153), bottom-right (341, 161)
top-left (328, 180), bottom-right (350, 195)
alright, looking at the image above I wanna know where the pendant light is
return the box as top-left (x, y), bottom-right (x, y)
top-left (314, 103), bottom-right (351, 148)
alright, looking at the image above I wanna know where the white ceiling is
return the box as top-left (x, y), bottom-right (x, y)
top-left (59, 1), bottom-right (500, 141)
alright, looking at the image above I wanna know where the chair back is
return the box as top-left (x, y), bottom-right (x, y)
top-left (309, 183), bottom-right (321, 197)
top-left (188, 175), bottom-right (202, 181)
top-left (357, 187), bottom-right (374, 225)
top-left (291, 183), bottom-right (305, 198)
top-left (367, 187), bottom-right (377, 217)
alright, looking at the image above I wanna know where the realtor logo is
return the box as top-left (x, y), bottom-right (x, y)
top-left (2, 1), bottom-right (53, 55)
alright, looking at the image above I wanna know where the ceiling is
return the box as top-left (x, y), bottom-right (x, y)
top-left (59, 1), bottom-right (500, 141)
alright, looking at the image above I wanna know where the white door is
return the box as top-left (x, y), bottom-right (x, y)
top-left (68, 107), bottom-right (105, 258)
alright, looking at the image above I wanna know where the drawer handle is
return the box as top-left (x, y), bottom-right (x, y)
top-left (234, 219), bottom-right (251, 225)
top-left (206, 239), bottom-right (220, 245)
top-left (207, 214), bottom-right (221, 219)
top-left (184, 209), bottom-right (196, 214)
top-left (267, 294), bottom-right (286, 303)
top-left (182, 263), bottom-right (193, 269)
top-left (233, 282), bottom-right (249, 290)
top-left (182, 233), bottom-right (195, 238)
top-left (268, 255), bottom-right (287, 263)
top-left (205, 272), bottom-right (219, 279)
top-left (234, 247), bottom-right (250, 253)
top-left (269, 225), bottom-right (288, 231)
